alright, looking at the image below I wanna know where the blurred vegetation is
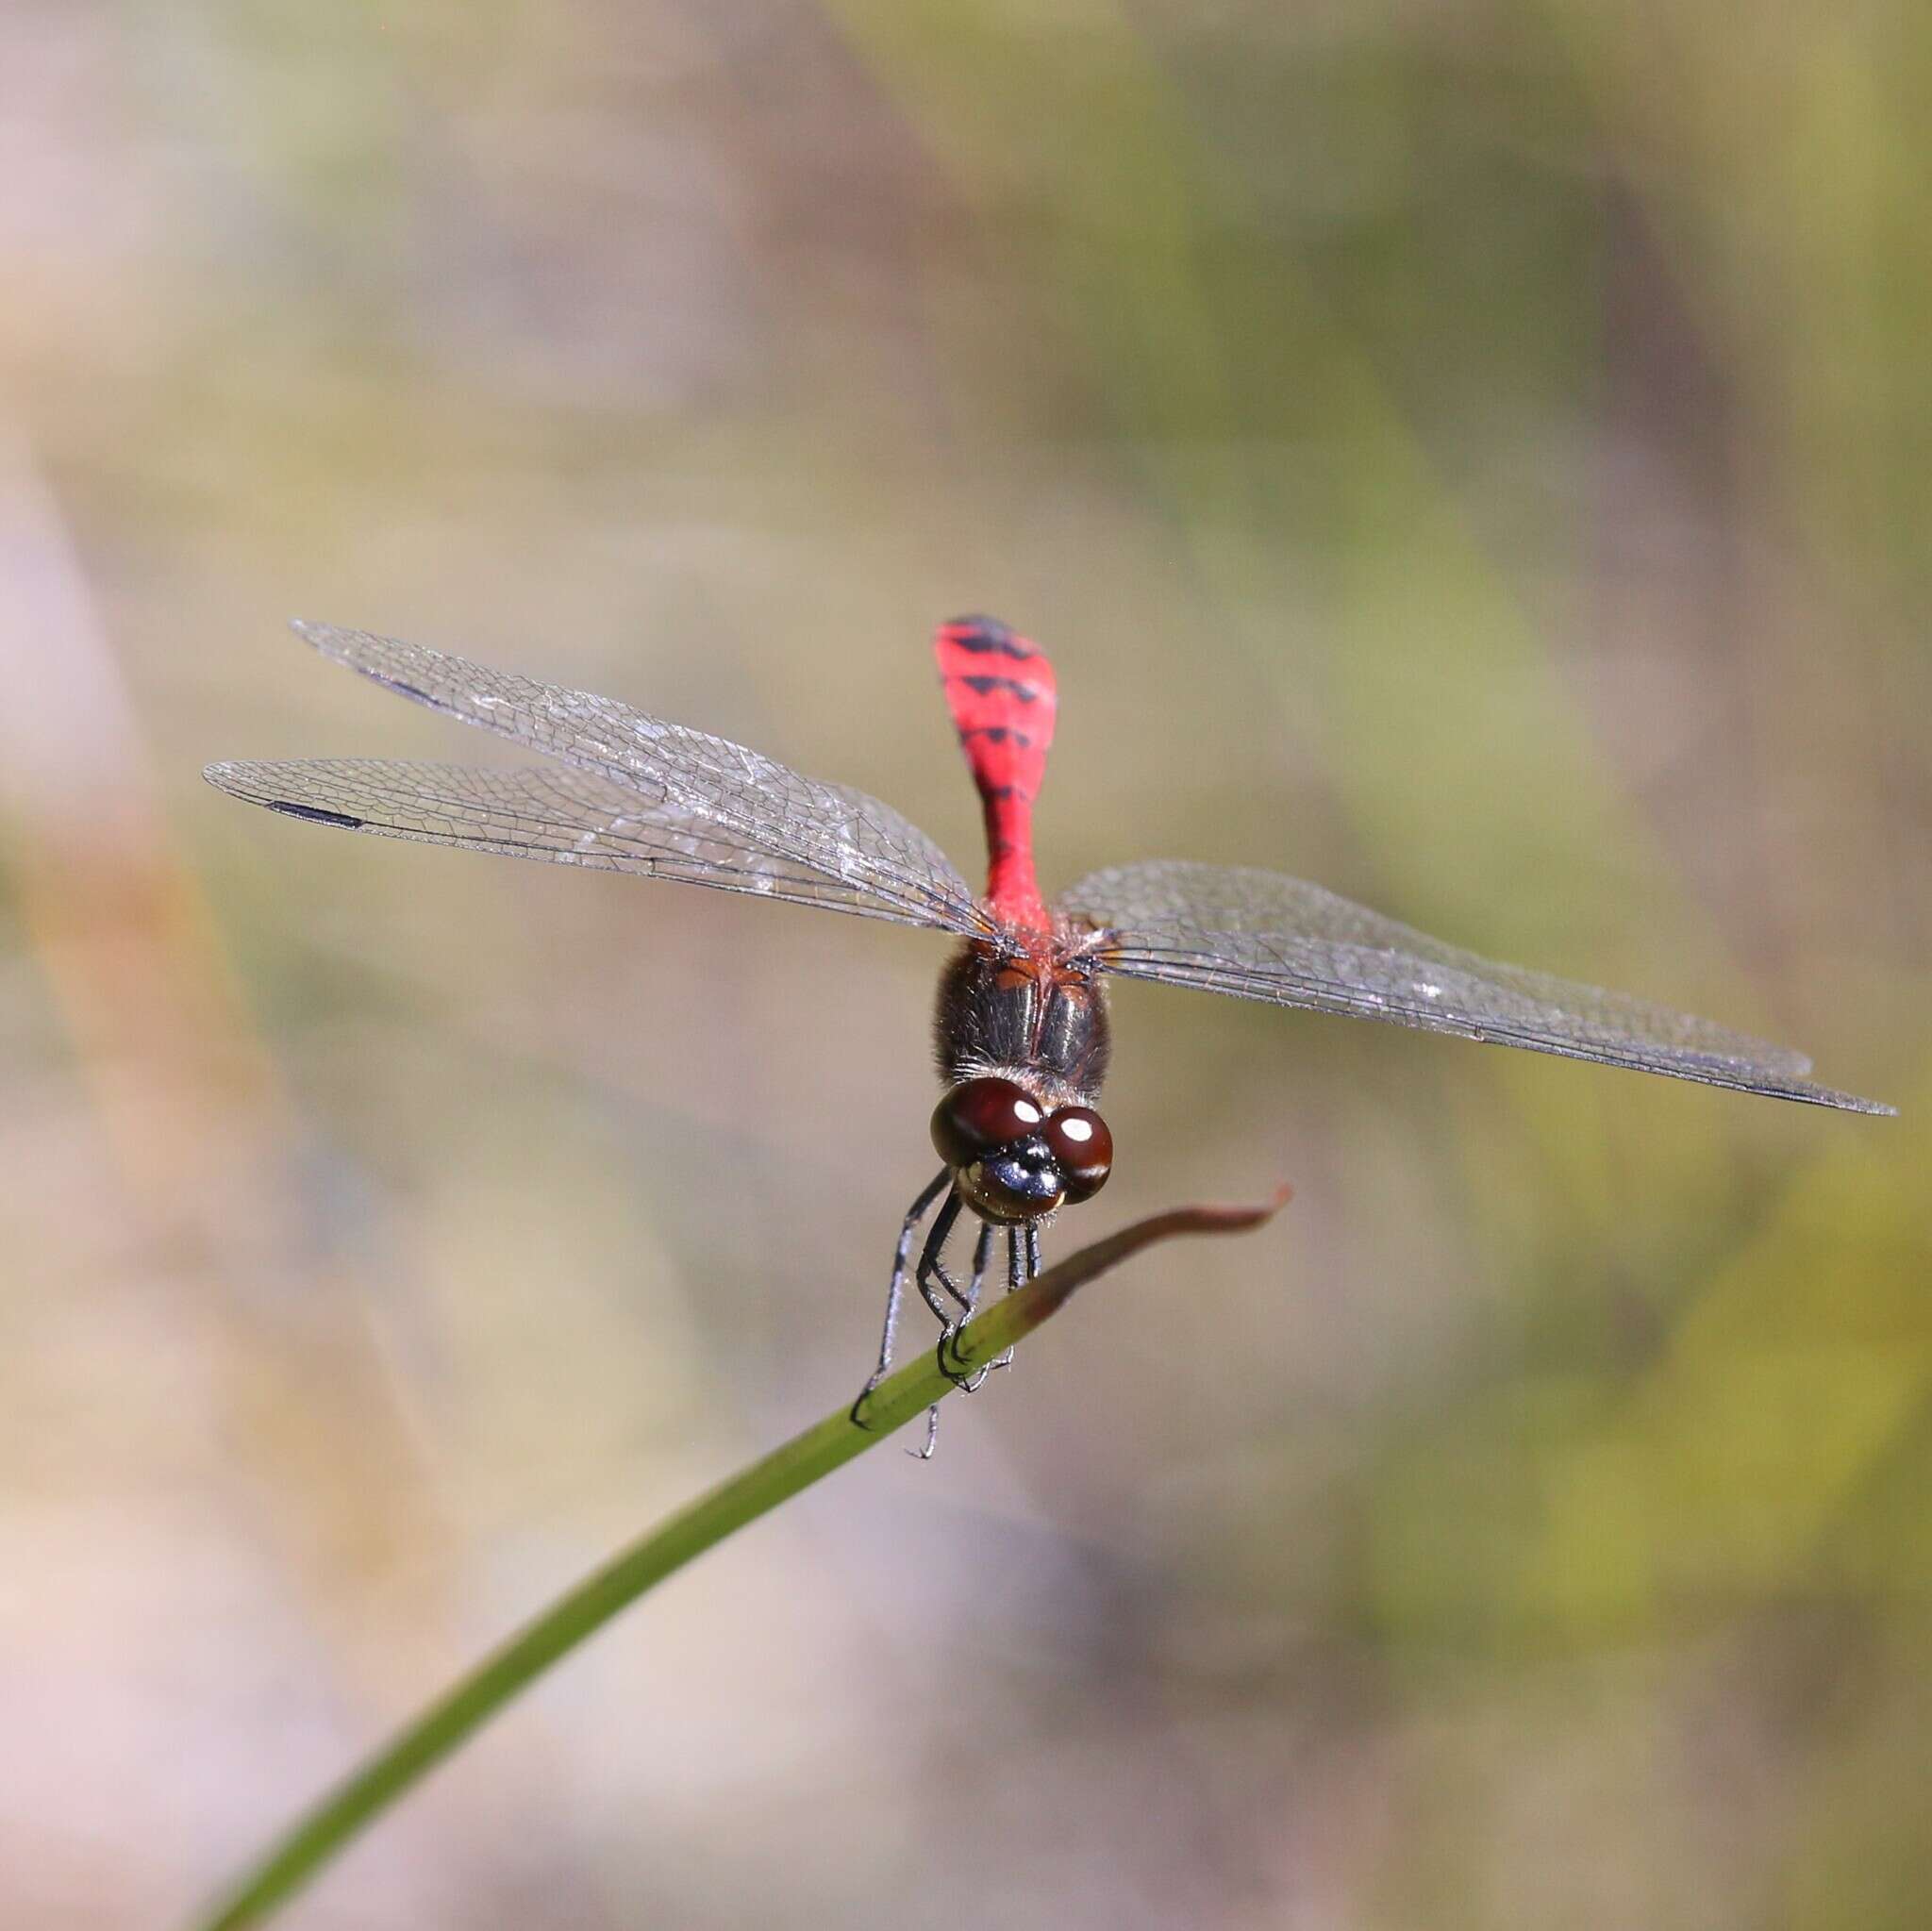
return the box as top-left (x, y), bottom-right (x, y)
top-left (0, 3), bottom-right (1924, 1927)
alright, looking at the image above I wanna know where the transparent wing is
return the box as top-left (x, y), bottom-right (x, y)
top-left (206, 622), bottom-right (992, 938)
top-left (206, 758), bottom-right (986, 927)
top-left (1059, 861), bottom-right (1892, 1115)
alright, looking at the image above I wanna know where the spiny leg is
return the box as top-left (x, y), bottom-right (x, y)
top-left (912, 1188), bottom-right (968, 1328)
top-left (985, 1223), bottom-right (1036, 1373)
top-left (967, 1219), bottom-right (995, 1313)
top-left (850, 1168), bottom-right (949, 1430)
top-left (910, 1218), bottom-right (1029, 1458)
top-left (915, 1191), bottom-right (991, 1399)
top-left (906, 1190), bottom-right (978, 1457)
top-left (870, 1179), bottom-right (963, 1459)
top-left (956, 1221), bottom-right (998, 1395)
top-left (920, 1191), bottom-right (1044, 1451)
top-left (936, 1222), bottom-right (1030, 1434)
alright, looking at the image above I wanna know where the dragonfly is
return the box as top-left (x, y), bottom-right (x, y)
top-left (207, 617), bottom-right (1892, 1454)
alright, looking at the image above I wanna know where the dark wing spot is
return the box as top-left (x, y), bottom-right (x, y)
top-left (268, 800), bottom-right (366, 828)
top-left (370, 676), bottom-right (436, 707)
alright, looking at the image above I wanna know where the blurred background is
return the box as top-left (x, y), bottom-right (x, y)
top-left (2, 3), bottom-right (1926, 1925)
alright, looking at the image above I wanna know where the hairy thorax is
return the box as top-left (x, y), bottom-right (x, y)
top-left (933, 936), bottom-right (1111, 1112)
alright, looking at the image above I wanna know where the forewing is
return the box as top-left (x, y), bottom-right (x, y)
top-left (1059, 860), bottom-right (1891, 1114)
top-left (207, 758), bottom-right (993, 929)
top-left (208, 622), bottom-right (991, 937)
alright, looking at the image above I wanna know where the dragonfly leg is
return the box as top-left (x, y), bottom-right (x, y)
top-left (913, 1190), bottom-right (988, 1402)
top-left (908, 1189), bottom-right (973, 1453)
top-left (924, 1214), bottom-right (1032, 1417)
top-left (955, 1221), bottom-right (998, 1395)
top-left (870, 1184), bottom-right (973, 1451)
top-left (913, 1189), bottom-right (969, 1327)
top-left (850, 1169), bottom-right (949, 1432)
top-left (983, 1224), bottom-right (1033, 1374)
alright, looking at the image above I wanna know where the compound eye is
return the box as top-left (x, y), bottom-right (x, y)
top-left (1044, 1107), bottom-right (1112, 1202)
top-left (931, 1077), bottom-right (1045, 1168)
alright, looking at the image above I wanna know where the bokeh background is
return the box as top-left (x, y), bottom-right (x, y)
top-left (3, 4), bottom-right (1927, 1926)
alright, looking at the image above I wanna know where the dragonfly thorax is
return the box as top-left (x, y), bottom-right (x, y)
top-left (933, 939), bottom-right (1110, 1113)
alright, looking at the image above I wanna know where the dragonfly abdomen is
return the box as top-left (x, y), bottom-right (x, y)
top-left (934, 616), bottom-right (1058, 933)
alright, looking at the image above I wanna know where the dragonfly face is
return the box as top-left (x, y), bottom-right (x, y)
top-left (929, 1075), bottom-right (1113, 1224)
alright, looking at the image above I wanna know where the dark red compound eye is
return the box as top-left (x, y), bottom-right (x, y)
top-left (930, 1077), bottom-right (1046, 1168)
top-left (1044, 1107), bottom-right (1112, 1202)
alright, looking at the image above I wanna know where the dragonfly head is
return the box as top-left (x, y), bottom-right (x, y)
top-left (930, 1076), bottom-right (1113, 1224)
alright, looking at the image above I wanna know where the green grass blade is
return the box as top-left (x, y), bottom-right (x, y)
top-left (193, 1189), bottom-right (1289, 1931)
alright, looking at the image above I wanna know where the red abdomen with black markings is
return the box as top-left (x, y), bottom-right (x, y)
top-left (934, 616), bottom-right (1058, 934)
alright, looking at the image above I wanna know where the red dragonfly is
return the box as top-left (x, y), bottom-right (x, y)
top-left (208, 618), bottom-right (1890, 1450)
